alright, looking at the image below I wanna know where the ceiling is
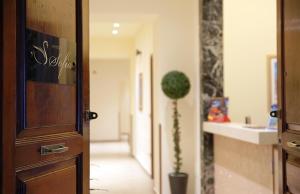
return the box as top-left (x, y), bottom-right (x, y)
top-left (89, 13), bottom-right (157, 38)
top-left (90, 22), bottom-right (143, 38)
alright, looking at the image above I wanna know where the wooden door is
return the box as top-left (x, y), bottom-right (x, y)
top-left (278, 0), bottom-right (300, 193)
top-left (1, 0), bottom-right (90, 194)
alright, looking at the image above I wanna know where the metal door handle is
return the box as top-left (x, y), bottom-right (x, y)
top-left (41, 143), bottom-right (69, 156)
top-left (287, 141), bottom-right (300, 149)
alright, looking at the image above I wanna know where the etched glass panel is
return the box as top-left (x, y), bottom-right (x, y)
top-left (26, 29), bottom-right (76, 84)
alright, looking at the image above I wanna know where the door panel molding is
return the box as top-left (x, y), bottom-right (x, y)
top-left (18, 124), bottom-right (75, 138)
top-left (282, 132), bottom-right (300, 158)
top-left (25, 82), bottom-right (77, 130)
top-left (16, 133), bottom-right (82, 168)
top-left (17, 159), bottom-right (77, 194)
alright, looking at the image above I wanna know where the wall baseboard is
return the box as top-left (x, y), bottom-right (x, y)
top-left (153, 186), bottom-right (160, 194)
top-left (90, 139), bottom-right (121, 143)
top-left (133, 154), bottom-right (152, 177)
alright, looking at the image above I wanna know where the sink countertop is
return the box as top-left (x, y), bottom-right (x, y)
top-left (203, 122), bottom-right (278, 145)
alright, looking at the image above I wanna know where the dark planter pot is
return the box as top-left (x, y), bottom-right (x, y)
top-left (169, 172), bottom-right (188, 194)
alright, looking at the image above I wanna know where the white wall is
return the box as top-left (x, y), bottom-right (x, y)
top-left (133, 24), bottom-right (154, 175)
top-left (90, 0), bottom-right (200, 193)
top-left (224, 0), bottom-right (277, 126)
top-left (90, 59), bottom-right (131, 141)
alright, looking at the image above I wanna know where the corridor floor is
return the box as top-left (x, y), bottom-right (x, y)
top-left (90, 142), bottom-right (154, 194)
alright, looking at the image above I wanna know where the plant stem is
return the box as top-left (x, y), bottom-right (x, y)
top-left (173, 100), bottom-right (182, 173)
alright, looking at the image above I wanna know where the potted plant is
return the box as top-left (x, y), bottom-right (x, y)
top-left (161, 71), bottom-right (191, 194)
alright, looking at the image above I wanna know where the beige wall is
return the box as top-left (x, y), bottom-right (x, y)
top-left (90, 37), bottom-right (134, 60)
top-left (224, 0), bottom-right (277, 126)
top-left (89, 35), bottom-right (134, 141)
top-left (119, 80), bottom-right (131, 135)
top-left (132, 24), bottom-right (154, 175)
top-left (90, 0), bottom-right (200, 193)
top-left (90, 59), bottom-right (131, 141)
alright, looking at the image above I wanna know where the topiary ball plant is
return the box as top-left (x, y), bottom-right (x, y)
top-left (161, 71), bottom-right (191, 100)
top-left (161, 71), bottom-right (191, 174)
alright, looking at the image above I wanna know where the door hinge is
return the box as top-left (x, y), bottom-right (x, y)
top-left (278, 138), bottom-right (282, 145)
top-left (85, 110), bottom-right (98, 121)
top-left (270, 109), bottom-right (282, 119)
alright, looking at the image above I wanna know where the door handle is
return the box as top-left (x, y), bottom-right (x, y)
top-left (85, 110), bottom-right (98, 121)
top-left (287, 141), bottom-right (300, 149)
top-left (41, 143), bottom-right (69, 156)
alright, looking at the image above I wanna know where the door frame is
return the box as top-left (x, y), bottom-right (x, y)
top-left (0, 0), bottom-right (3, 192)
top-left (2, 1), bottom-right (17, 193)
top-left (277, 0), bottom-right (287, 193)
top-left (1, 0), bottom-right (90, 193)
top-left (80, 0), bottom-right (90, 193)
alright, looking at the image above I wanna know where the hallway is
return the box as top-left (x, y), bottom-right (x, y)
top-left (90, 142), bottom-right (154, 194)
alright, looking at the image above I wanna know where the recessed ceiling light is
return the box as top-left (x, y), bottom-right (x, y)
top-left (112, 29), bottom-right (119, 35)
top-left (113, 23), bottom-right (120, 28)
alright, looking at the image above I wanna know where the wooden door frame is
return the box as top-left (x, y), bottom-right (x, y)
top-left (81, 0), bottom-right (90, 193)
top-left (1, 0), bottom-right (90, 193)
top-left (2, 1), bottom-right (17, 193)
top-left (277, 0), bottom-right (287, 193)
top-left (0, 0), bottom-right (3, 192)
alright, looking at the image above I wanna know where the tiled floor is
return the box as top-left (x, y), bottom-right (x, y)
top-left (90, 142), bottom-right (154, 194)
